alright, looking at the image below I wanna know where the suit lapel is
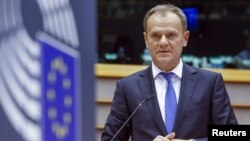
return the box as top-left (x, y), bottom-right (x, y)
top-left (173, 64), bottom-right (198, 131)
top-left (137, 66), bottom-right (167, 135)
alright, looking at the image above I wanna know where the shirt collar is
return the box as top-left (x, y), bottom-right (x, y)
top-left (152, 59), bottom-right (183, 79)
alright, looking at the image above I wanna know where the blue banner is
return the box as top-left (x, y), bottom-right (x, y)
top-left (38, 32), bottom-right (80, 141)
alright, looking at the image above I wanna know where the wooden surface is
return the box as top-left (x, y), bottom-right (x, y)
top-left (95, 63), bottom-right (250, 83)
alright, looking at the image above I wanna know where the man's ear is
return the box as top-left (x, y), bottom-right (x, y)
top-left (143, 32), bottom-right (148, 48)
top-left (183, 31), bottom-right (190, 47)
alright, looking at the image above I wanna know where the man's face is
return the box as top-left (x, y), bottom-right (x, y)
top-left (144, 12), bottom-right (190, 71)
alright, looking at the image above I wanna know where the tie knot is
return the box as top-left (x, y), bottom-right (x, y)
top-left (159, 72), bottom-right (174, 82)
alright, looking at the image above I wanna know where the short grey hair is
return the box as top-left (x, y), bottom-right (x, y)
top-left (143, 4), bottom-right (187, 32)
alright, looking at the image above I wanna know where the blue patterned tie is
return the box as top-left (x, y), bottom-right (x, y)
top-left (160, 72), bottom-right (177, 133)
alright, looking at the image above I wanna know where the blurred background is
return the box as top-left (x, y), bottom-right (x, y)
top-left (98, 0), bottom-right (250, 69)
top-left (0, 0), bottom-right (250, 141)
top-left (0, 0), bottom-right (95, 141)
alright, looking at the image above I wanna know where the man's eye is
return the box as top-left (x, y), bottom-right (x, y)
top-left (152, 34), bottom-right (159, 39)
top-left (168, 33), bottom-right (176, 39)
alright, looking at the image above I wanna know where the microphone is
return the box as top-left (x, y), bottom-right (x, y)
top-left (110, 95), bottom-right (155, 141)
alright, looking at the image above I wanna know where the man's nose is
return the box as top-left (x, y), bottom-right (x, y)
top-left (159, 35), bottom-right (168, 45)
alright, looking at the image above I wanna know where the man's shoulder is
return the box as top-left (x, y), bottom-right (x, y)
top-left (184, 63), bottom-right (220, 76)
top-left (119, 66), bottom-right (150, 82)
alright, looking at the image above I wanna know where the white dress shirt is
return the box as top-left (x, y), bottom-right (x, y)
top-left (152, 60), bottom-right (183, 122)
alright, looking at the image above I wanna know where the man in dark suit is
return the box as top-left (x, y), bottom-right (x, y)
top-left (101, 3), bottom-right (238, 141)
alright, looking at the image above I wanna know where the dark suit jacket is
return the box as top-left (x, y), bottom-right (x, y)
top-left (101, 64), bottom-right (238, 141)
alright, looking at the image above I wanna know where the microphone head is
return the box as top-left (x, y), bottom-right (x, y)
top-left (146, 95), bottom-right (155, 101)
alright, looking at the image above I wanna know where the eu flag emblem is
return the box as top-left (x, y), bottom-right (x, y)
top-left (38, 32), bottom-right (80, 141)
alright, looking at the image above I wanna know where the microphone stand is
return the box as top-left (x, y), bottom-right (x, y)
top-left (110, 95), bottom-right (155, 141)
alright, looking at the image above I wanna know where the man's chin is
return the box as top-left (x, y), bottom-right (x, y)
top-left (155, 58), bottom-right (175, 70)
top-left (157, 58), bottom-right (172, 65)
